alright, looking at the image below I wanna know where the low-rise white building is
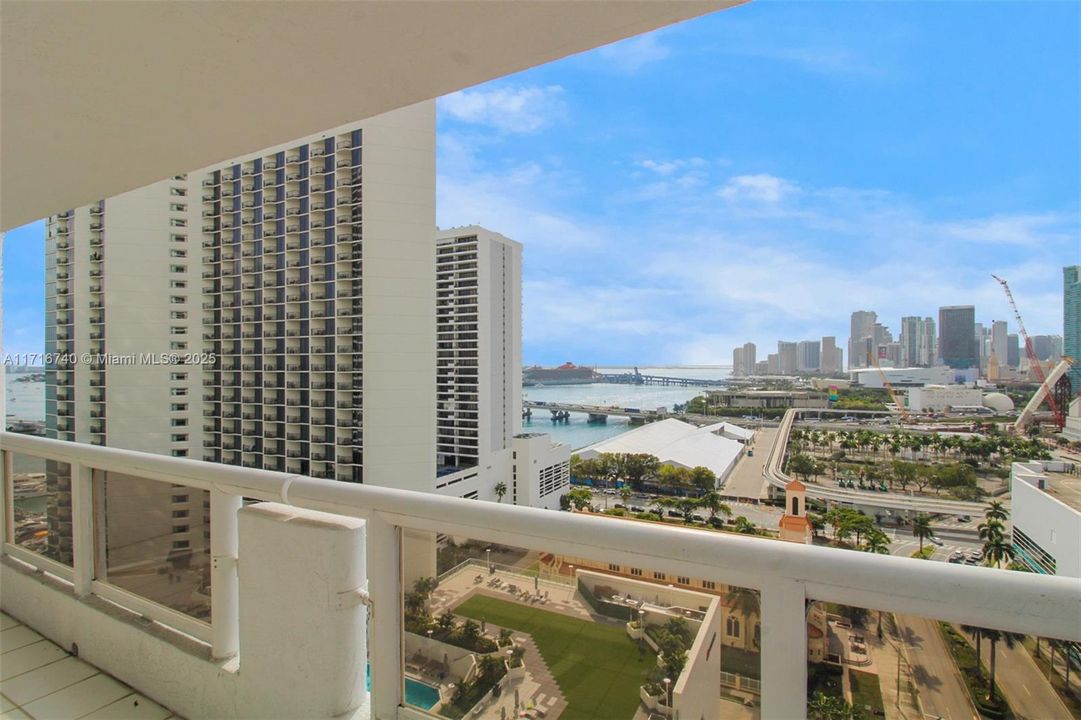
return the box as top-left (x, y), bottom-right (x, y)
top-left (853, 365), bottom-right (956, 388)
top-left (1011, 461), bottom-right (1080, 579)
top-left (906, 385), bottom-right (984, 413)
top-left (577, 418), bottom-right (745, 486)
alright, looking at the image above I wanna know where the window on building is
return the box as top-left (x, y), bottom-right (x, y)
top-left (170, 187), bottom-right (187, 197)
top-left (170, 342), bottom-right (187, 350)
top-left (172, 540), bottom-right (190, 550)
top-left (170, 203), bottom-right (187, 212)
top-left (171, 494), bottom-right (189, 503)
top-left (170, 403), bottom-right (187, 412)
top-left (171, 509), bottom-right (189, 519)
top-left (171, 433), bottom-right (188, 442)
top-left (170, 311), bottom-right (187, 320)
top-left (169, 265), bottom-right (186, 273)
top-left (169, 295), bottom-right (186, 304)
top-left (170, 280), bottom-right (187, 289)
top-left (702, 580), bottom-right (716, 590)
top-left (169, 219), bottom-right (187, 228)
top-left (653, 571), bottom-right (666, 580)
top-left (170, 249), bottom-right (187, 258)
top-left (630, 568), bottom-right (642, 577)
top-left (608, 563), bottom-right (619, 572)
top-left (677, 576), bottom-right (690, 585)
top-left (173, 525), bottom-right (190, 534)
top-left (170, 372), bottom-right (187, 381)
top-left (726, 617), bottom-right (741, 638)
top-left (171, 419), bottom-right (188, 427)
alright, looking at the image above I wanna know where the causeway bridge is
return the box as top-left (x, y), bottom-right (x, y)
top-left (596, 369), bottom-right (728, 388)
top-left (522, 401), bottom-right (725, 426)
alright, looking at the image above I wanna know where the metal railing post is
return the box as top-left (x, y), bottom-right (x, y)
top-left (210, 488), bottom-right (241, 659)
top-left (367, 514), bottom-right (402, 719)
top-left (71, 461), bottom-right (94, 596)
top-left (760, 577), bottom-right (808, 719)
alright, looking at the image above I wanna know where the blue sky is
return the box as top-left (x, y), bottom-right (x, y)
top-left (4, 1), bottom-right (1080, 365)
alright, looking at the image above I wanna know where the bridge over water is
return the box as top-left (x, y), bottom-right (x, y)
top-left (596, 369), bottom-right (728, 387)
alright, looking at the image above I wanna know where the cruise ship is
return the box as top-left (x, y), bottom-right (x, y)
top-left (523, 362), bottom-right (599, 386)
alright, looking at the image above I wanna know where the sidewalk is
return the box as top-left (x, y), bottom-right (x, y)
top-left (867, 616), bottom-right (922, 720)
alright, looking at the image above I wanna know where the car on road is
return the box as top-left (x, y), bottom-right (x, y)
top-left (956, 515), bottom-right (971, 522)
top-left (630, 506), bottom-right (645, 513)
top-left (614, 503), bottom-right (626, 510)
top-left (747, 449), bottom-right (754, 457)
top-left (947, 551), bottom-right (965, 563)
top-left (929, 536), bottom-right (944, 546)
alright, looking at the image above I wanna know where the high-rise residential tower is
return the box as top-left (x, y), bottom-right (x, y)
top-left (939, 305), bottom-right (978, 369)
top-left (778, 341), bottom-right (798, 375)
top-left (1007, 333), bottom-right (1020, 370)
top-left (1066, 266), bottom-right (1081, 393)
top-left (42, 102), bottom-right (437, 587)
top-left (742, 342), bottom-right (757, 376)
top-left (899, 316), bottom-right (936, 367)
top-left (796, 340), bottom-right (820, 372)
top-left (848, 310), bottom-right (877, 369)
top-left (820, 336), bottom-right (839, 373)
top-left (991, 320), bottom-right (1008, 369)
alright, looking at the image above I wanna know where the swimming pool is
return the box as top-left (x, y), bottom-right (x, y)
top-left (364, 666), bottom-right (441, 711)
top-left (404, 677), bottom-right (441, 710)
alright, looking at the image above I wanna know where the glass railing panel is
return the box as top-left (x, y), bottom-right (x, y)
top-left (402, 534), bottom-right (756, 719)
top-left (94, 470), bottom-right (211, 621)
top-left (9, 452), bottom-right (73, 565)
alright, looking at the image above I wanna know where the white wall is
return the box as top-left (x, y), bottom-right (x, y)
top-left (360, 101), bottom-right (437, 493)
top-left (1012, 472), bottom-right (1081, 579)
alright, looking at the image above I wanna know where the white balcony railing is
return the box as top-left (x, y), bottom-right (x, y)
top-left (1, 431), bottom-right (1078, 720)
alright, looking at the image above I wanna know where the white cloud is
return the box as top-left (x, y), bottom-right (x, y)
top-left (596, 34), bottom-right (670, 73)
top-left (439, 85), bottom-right (565, 134)
top-left (941, 213), bottom-right (1074, 247)
top-left (718, 174), bottom-right (798, 203)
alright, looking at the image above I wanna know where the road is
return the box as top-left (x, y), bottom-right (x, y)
top-left (970, 630), bottom-right (1072, 720)
top-left (722, 428), bottom-right (775, 500)
top-left (893, 614), bottom-right (978, 720)
top-left (586, 488), bottom-right (782, 527)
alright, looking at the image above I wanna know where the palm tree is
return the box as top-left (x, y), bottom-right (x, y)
top-left (494, 481), bottom-right (507, 503)
top-left (983, 536), bottom-right (1014, 569)
top-left (978, 518), bottom-right (1004, 544)
top-left (984, 500), bottom-right (1008, 523)
top-left (911, 514), bottom-right (935, 552)
top-left (981, 628), bottom-right (1022, 702)
top-left (725, 586), bottom-right (760, 623)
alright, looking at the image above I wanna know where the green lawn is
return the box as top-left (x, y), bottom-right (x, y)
top-left (849, 670), bottom-right (885, 716)
top-left (453, 595), bottom-right (654, 720)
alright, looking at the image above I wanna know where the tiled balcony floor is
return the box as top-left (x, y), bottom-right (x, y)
top-left (0, 612), bottom-right (179, 720)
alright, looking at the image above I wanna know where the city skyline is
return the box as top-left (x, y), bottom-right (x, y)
top-left (4, 1), bottom-right (1080, 365)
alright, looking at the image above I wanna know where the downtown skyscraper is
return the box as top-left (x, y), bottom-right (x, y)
top-left (938, 305), bottom-right (978, 369)
top-left (1066, 265), bottom-right (1081, 393)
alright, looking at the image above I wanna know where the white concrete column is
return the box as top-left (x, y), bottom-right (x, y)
top-left (760, 578), bottom-right (808, 720)
top-left (209, 488), bottom-right (241, 659)
top-left (367, 513), bottom-right (402, 720)
top-left (237, 502), bottom-right (368, 719)
top-left (70, 462), bottom-right (94, 595)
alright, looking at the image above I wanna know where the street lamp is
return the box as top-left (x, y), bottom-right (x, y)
top-left (486, 547), bottom-right (492, 574)
top-left (663, 677), bottom-right (671, 709)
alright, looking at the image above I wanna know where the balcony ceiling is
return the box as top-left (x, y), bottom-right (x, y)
top-left (0, 0), bottom-right (741, 231)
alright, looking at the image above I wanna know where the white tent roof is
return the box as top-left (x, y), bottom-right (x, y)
top-left (578, 418), bottom-right (744, 480)
top-left (700, 421), bottom-right (755, 441)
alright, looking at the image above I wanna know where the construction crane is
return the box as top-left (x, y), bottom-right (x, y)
top-left (992, 273), bottom-right (1067, 430)
top-left (868, 350), bottom-right (911, 424)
